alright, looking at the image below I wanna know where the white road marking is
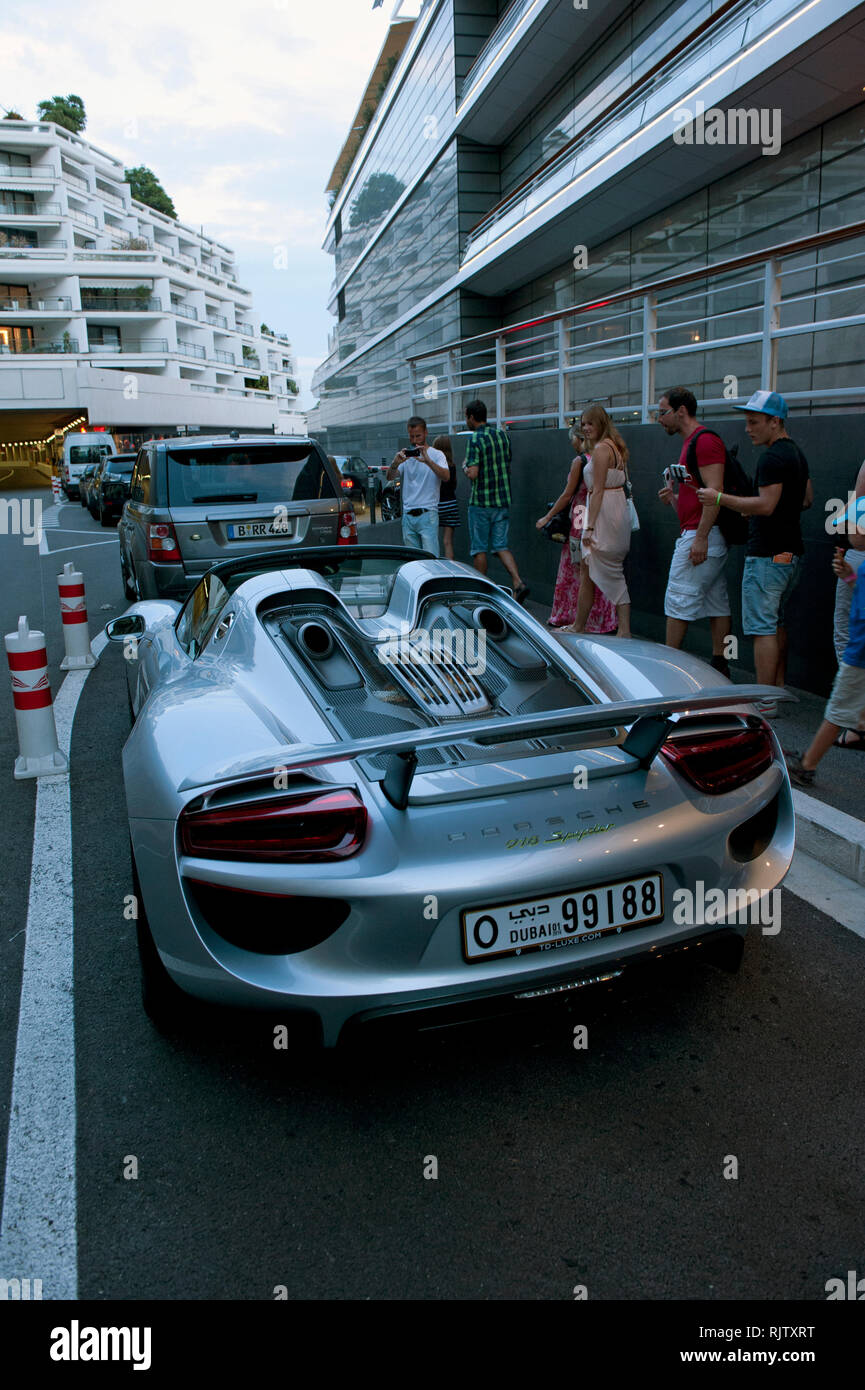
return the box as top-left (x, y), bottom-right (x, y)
top-left (784, 848), bottom-right (865, 938)
top-left (40, 539), bottom-right (119, 554)
top-left (0, 628), bottom-right (107, 1299)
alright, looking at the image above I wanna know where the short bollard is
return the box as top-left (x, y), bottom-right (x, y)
top-left (57, 561), bottom-right (97, 670)
top-left (5, 616), bottom-right (68, 779)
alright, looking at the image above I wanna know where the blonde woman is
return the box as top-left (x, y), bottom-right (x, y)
top-left (560, 404), bottom-right (632, 637)
top-left (433, 434), bottom-right (459, 559)
top-left (536, 426), bottom-right (616, 631)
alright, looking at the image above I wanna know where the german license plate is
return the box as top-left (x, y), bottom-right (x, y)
top-left (462, 874), bottom-right (664, 962)
top-left (226, 519), bottom-right (293, 539)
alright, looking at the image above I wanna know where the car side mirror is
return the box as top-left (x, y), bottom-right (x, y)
top-left (106, 614), bottom-right (146, 641)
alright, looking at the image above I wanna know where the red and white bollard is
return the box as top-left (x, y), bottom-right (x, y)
top-left (51, 475), bottom-right (61, 503)
top-left (5, 617), bottom-right (68, 779)
top-left (57, 561), bottom-right (97, 670)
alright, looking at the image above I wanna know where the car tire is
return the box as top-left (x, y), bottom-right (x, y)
top-left (130, 845), bottom-right (188, 1031)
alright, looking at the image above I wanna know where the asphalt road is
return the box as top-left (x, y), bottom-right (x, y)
top-left (1, 477), bottom-right (863, 1300)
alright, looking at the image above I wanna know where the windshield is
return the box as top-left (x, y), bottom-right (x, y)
top-left (166, 445), bottom-right (337, 506)
top-left (107, 459), bottom-right (135, 474)
top-left (69, 445), bottom-right (111, 465)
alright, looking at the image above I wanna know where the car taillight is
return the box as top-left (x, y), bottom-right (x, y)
top-left (661, 723), bottom-right (774, 794)
top-left (338, 509), bottom-right (358, 545)
top-left (147, 522), bottom-right (181, 562)
top-left (340, 478), bottom-right (353, 489)
top-left (179, 787), bottom-right (367, 862)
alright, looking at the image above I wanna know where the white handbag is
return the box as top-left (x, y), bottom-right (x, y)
top-left (624, 464), bottom-right (640, 532)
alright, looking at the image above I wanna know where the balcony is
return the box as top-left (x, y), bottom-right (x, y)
top-left (74, 249), bottom-right (157, 262)
top-left (95, 186), bottom-right (125, 208)
top-left (205, 313), bottom-right (228, 330)
top-left (0, 295), bottom-right (73, 311)
top-left (0, 243), bottom-right (68, 259)
top-left (213, 349), bottom-right (235, 364)
top-left (173, 303), bottom-right (198, 320)
top-left (61, 167), bottom-right (90, 192)
top-left (0, 200), bottom-right (62, 217)
top-left (237, 321), bottom-right (254, 335)
top-left (87, 338), bottom-right (168, 354)
top-left (68, 207), bottom-right (98, 228)
top-left (0, 338), bottom-right (78, 354)
top-left (177, 341), bottom-right (206, 359)
top-left (81, 294), bottom-right (162, 313)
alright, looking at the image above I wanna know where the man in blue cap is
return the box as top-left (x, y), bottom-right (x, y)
top-left (697, 390), bottom-right (812, 715)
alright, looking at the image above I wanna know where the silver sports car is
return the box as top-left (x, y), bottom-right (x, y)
top-left (108, 545), bottom-right (794, 1046)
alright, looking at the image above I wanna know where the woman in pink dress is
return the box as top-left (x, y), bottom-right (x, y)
top-left (536, 428), bottom-right (617, 632)
top-left (560, 405), bottom-right (632, 638)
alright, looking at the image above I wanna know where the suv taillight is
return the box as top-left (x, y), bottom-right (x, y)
top-left (179, 788), bottom-right (367, 862)
top-left (338, 509), bottom-right (358, 545)
top-left (661, 723), bottom-right (774, 794)
top-left (147, 522), bottom-right (181, 562)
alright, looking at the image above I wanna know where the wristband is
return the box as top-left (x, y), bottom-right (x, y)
top-left (716, 492), bottom-right (722, 507)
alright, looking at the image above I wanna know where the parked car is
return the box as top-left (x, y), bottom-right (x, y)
top-left (62, 432), bottom-right (116, 498)
top-left (330, 454), bottom-right (369, 510)
top-left (117, 433), bottom-right (356, 601)
top-left (107, 543), bottom-right (794, 1045)
top-left (79, 462), bottom-right (100, 509)
top-left (95, 452), bottom-right (137, 526)
top-left (379, 474), bottom-right (402, 521)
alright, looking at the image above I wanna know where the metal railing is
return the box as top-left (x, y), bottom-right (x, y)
top-left (61, 168), bottom-right (90, 191)
top-left (0, 200), bottom-right (61, 216)
top-left (73, 250), bottom-right (156, 261)
top-left (0, 243), bottom-right (67, 258)
top-left (409, 220), bottom-right (865, 428)
top-left (0, 339), bottom-right (78, 354)
top-left (206, 313), bottom-right (228, 330)
top-left (95, 185), bottom-right (125, 208)
top-left (213, 349), bottom-right (235, 364)
top-left (463, 0), bottom-right (774, 260)
top-left (88, 338), bottom-right (168, 354)
top-left (68, 208), bottom-right (98, 228)
top-left (456, 0), bottom-right (539, 105)
top-left (174, 303), bottom-right (198, 320)
top-left (177, 341), bottom-right (207, 359)
top-left (81, 295), bottom-right (162, 312)
top-left (0, 295), bottom-right (72, 311)
top-left (237, 322), bottom-right (254, 335)
top-left (0, 165), bottom-right (40, 179)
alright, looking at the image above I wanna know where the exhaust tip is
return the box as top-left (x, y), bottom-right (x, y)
top-left (297, 621), bottom-right (335, 660)
top-left (471, 605), bottom-right (508, 640)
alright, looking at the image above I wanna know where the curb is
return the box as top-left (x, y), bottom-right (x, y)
top-left (793, 789), bottom-right (865, 886)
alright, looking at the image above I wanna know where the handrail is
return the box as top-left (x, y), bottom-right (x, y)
top-left (408, 219), bottom-right (865, 361)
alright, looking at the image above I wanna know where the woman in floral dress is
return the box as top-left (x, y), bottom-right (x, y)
top-left (536, 427), bottom-right (617, 632)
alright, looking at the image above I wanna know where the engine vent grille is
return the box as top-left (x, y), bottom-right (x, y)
top-left (376, 641), bottom-right (491, 719)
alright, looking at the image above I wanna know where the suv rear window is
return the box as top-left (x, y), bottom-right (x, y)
top-left (69, 445), bottom-right (111, 465)
top-left (166, 445), bottom-right (337, 506)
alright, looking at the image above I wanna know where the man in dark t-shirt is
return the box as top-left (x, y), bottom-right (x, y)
top-left (696, 390), bottom-right (813, 711)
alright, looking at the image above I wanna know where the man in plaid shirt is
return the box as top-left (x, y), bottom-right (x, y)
top-left (463, 399), bottom-right (530, 604)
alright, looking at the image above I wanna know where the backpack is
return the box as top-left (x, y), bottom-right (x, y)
top-left (685, 427), bottom-right (753, 546)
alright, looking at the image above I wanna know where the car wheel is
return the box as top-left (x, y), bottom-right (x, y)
top-left (130, 845), bottom-right (187, 1031)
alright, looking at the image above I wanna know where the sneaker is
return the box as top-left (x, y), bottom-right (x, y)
top-left (785, 752), bottom-right (815, 789)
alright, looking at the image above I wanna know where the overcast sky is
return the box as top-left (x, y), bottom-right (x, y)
top-left (0, 0), bottom-right (420, 407)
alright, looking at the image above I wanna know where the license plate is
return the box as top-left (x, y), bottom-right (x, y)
top-left (226, 520), bottom-right (293, 539)
top-left (462, 874), bottom-right (664, 962)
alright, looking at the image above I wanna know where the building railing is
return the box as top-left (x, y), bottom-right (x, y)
top-left (81, 295), bottom-right (162, 312)
top-left (206, 314), bottom-right (229, 330)
top-left (409, 220), bottom-right (865, 428)
top-left (95, 186), bottom-right (125, 208)
top-left (0, 244), bottom-right (68, 258)
top-left (0, 339), bottom-right (78, 354)
top-left (62, 170), bottom-right (90, 192)
top-left (174, 303), bottom-right (198, 320)
top-left (237, 322), bottom-right (254, 335)
top-left (0, 200), bottom-right (62, 215)
top-left (73, 250), bottom-right (157, 261)
top-left (0, 295), bottom-right (72, 311)
top-left (177, 341), bottom-right (207, 359)
top-left (0, 165), bottom-right (40, 179)
top-left (462, 0), bottom-right (774, 260)
top-left (456, 0), bottom-right (539, 105)
top-left (213, 349), bottom-right (235, 364)
top-left (88, 338), bottom-right (168, 353)
top-left (68, 207), bottom-right (98, 228)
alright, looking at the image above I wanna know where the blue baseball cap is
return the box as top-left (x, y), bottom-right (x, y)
top-left (734, 390), bottom-right (788, 419)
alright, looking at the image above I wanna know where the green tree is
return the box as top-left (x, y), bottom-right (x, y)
top-left (124, 166), bottom-right (177, 219)
top-left (4, 110), bottom-right (24, 121)
top-left (37, 94), bottom-right (86, 132)
top-left (349, 172), bottom-right (405, 228)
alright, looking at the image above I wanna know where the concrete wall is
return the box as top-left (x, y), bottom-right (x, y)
top-left (396, 416), bottom-right (862, 698)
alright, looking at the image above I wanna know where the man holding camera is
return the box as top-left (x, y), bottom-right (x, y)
top-left (387, 415), bottom-right (449, 556)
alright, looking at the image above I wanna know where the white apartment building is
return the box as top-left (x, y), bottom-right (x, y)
top-left (0, 119), bottom-right (304, 460)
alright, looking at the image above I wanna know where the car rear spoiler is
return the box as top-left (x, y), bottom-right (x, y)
top-left (179, 685), bottom-right (792, 809)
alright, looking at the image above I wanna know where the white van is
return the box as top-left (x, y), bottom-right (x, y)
top-left (62, 432), bottom-right (116, 498)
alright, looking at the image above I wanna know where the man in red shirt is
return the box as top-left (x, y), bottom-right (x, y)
top-left (657, 386), bottom-right (732, 675)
